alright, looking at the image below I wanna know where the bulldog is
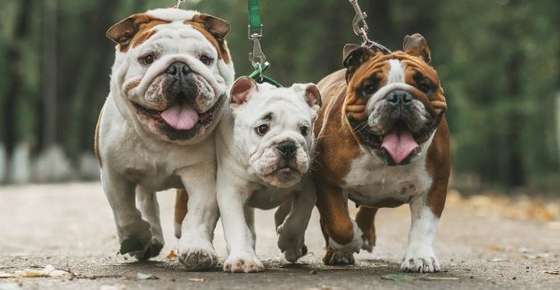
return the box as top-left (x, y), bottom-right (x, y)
top-left (313, 34), bottom-right (450, 273)
top-left (95, 8), bottom-right (234, 270)
top-left (177, 77), bottom-right (320, 272)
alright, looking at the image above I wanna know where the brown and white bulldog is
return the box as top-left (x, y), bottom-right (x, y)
top-left (95, 8), bottom-right (234, 270)
top-left (313, 34), bottom-right (450, 273)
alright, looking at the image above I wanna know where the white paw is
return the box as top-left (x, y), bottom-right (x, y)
top-left (328, 220), bottom-right (363, 254)
top-left (400, 245), bottom-right (440, 273)
top-left (178, 240), bottom-right (218, 271)
top-left (223, 252), bottom-right (264, 273)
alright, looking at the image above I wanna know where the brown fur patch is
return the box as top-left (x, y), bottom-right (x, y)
top-left (426, 119), bottom-right (451, 217)
top-left (175, 189), bottom-right (189, 227)
top-left (185, 20), bottom-right (231, 63)
top-left (106, 13), bottom-right (170, 52)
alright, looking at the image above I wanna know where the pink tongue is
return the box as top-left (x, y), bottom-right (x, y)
top-left (381, 131), bottom-right (419, 164)
top-left (160, 105), bottom-right (199, 130)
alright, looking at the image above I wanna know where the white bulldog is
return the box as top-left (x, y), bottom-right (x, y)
top-left (95, 8), bottom-right (234, 270)
top-left (217, 77), bottom-right (321, 272)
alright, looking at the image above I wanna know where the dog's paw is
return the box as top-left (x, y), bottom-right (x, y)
top-left (277, 231), bottom-right (307, 263)
top-left (223, 252), bottom-right (264, 273)
top-left (283, 245), bottom-right (308, 263)
top-left (400, 246), bottom-right (440, 273)
top-left (178, 242), bottom-right (218, 271)
top-left (328, 221), bottom-right (363, 254)
top-left (120, 234), bottom-right (163, 261)
top-left (323, 247), bottom-right (355, 266)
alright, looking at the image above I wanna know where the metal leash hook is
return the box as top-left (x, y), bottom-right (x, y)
top-left (348, 0), bottom-right (391, 54)
top-left (249, 26), bottom-right (268, 82)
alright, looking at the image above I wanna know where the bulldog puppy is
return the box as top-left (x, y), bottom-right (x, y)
top-left (218, 77), bottom-right (320, 272)
top-left (313, 34), bottom-right (450, 273)
top-left (95, 8), bottom-right (234, 270)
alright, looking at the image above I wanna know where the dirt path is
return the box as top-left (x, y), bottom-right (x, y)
top-left (0, 183), bottom-right (559, 289)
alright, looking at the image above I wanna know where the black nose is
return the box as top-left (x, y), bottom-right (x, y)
top-left (166, 62), bottom-right (191, 79)
top-left (276, 141), bottom-right (297, 159)
top-left (386, 90), bottom-right (413, 105)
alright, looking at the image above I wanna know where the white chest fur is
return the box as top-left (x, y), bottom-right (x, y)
top-left (342, 148), bottom-right (432, 207)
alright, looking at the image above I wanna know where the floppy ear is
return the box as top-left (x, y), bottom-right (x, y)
top-left (191, 13), bottom-right (230, 40)
top-left (342, 44), bottom-right (376, 82)
top-left (292, 83), bottom-right (322, 110)
top-left (303, 84), bottom-right (322, 109)
top-left (106, 13), bottom-right (149, 47)
top-left (230, 77), bottom-right (257, 107)
top-left (403, 33), bottom-right (431, 64)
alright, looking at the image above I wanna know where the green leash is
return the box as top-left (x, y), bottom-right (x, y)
top-left (247, 0), bottom-right (283, 87)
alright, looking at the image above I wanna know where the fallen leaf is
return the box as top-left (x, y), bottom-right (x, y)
top-left (0, 272), bottom-right (15, 279)
top-left (166, 250), bottom-right (177, 261)
top-left (136, 273), bottom-right (159, 280)
top-left (421, 276), bottom-right (460, 281)
top-left (188, 278), bottom-right (205, 282)
top-left (99, 284), bottom-right (126, 290)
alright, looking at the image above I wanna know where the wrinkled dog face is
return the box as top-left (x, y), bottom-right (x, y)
top-left (343, 34), bottom-right (447, 165)
top-left (229, 78), bottom-right (321, 188)
top-left (107, 9), bottom-right (234, 144)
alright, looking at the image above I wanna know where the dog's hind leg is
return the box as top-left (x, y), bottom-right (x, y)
top-left (244, 206), bottom-right (256, 250)
top-left (174, 189), bottom-right (189, 238)
top-left (136, 186), bottom-right (164, 259)
top-left (355, 206), bottom-right (378, 252)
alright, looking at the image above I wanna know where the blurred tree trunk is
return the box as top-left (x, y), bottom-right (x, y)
top-left (504, 51), bottom-right (526, 187)
top-left (43, 0), bottom-right (58, 149)
top-left (3, 0), bottom-right (33, 178)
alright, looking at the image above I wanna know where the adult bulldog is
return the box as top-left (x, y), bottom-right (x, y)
top-left (95, 8), bottom-right (234, 270)
top-left (313, 34), bottom-right (449, 273)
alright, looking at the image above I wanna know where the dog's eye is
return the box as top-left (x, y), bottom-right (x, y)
top-left (255, 124), bottom-right (269, 136)
top-left (300, 125), bottom-right (309, 137)
top-left (413, 72), bottom-right (435, 95)
top-left (138, 53), bottom-right (156, 66)
top-left (360, 77), bottom-right (380, 96)
top-left (199, 55), bottom-right (214, 66)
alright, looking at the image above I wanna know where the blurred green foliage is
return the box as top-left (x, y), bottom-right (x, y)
top-left (0, 0), bottom-right (559, 191)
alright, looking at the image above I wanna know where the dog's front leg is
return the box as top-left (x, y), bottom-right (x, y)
top-left (218, 176), bottom-right (264, 273)
top-left (400, 195), bottom-right (441, 273)
top-left (316, 182), bottom-right (363, 265)
top-left (276, 182), bottom-right (316, 263)
top-left (176, 161), bottom-right (219, 271)
top-left (101, 168), bottom-right (153, 260)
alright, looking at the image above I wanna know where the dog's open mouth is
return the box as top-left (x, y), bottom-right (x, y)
top-left (133, 95), bottom-right (224, 140)
top-left (379, 122), bottom-right (422, 166)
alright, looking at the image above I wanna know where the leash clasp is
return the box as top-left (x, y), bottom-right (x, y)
top-left (348, 0), bottom-right (392, 54)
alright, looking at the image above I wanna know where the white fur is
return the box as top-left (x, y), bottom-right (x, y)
top-left (387, 59), bottom-right (405, 83)
top-left (401, 199), bottom-right (441, 272)
top-left (217, 84), bottom-right (318, 272)
top-left (99, 9), bottom-right (234, 270)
